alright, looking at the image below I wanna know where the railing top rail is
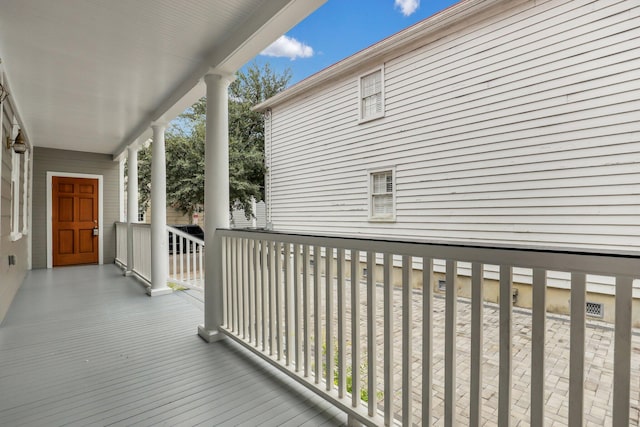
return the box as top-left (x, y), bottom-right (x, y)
top-left (167, 225), bottom-right (205, 245)
top-left (216, 228), bottom-right (640, 278)
top-left (131, 223), bottom-right (151, 229)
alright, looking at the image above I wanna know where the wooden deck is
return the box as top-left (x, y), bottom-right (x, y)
top-left (0, 265), bottom-right (346, 426)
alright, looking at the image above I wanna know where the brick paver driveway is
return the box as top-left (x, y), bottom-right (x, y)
top-left (354, 284), bottom-right (640, 426)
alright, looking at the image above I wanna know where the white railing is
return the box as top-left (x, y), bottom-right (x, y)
top-left (114, 221), bottom-right (128, 267)
top-left (167, 225), bottom-right (205, 291)
top-left (131, 223), bottom-right (152, 284)
top-left (217, 229), bottom-right (640, 427)
top-left (115, 222), bottom-right (205, 291)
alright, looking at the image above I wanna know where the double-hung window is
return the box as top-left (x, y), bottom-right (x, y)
top-left (359, 67), bottom-right (384, 122)
top-left (369, 169), bottom-right (395, 221)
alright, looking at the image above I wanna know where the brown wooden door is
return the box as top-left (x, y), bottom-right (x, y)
top-left (52, 177), bottom-right (99, 266)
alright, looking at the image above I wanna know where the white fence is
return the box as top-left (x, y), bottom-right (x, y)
top-left (131, 223), bottom-right (152, 284)
top-left (217, 229), bottom-right (640, 427)
top-left (115, 222), bottom-right (205, 290)
top-left (167, 226), bottom-right (205, 291)
top-left (115, 222), bottom-right (127, 267)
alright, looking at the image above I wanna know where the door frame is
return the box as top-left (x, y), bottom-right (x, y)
top-left (47, 172), bottom-right (104, 268)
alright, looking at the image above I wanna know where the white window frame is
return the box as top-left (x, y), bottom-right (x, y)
top-left (10, 146), bottom-right (22, 241)
top-left (358, 66), bottom-right (385, 123)
top-left (368, 167), bottom-right (396, 222)
top-left (21, 149), bottom-right (30, 235)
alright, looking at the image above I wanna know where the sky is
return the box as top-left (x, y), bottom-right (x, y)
top-left (245, 0), bottom-right (461, 86)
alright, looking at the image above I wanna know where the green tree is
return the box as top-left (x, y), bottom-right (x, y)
top-left (124, 144), bottom-right (152, 217)
top-left (138, 62), bottom-right (291, 220)
top-left (165, 122), bottom-right (205, 223)
top-left (137, 145), bottom-right (152, 214)
top-left (228, 62), bottom-right (291, 214)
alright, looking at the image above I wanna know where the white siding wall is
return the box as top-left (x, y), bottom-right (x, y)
top-left (268, 0), bottom-right (640, 252)
top-left (231, 200), bottom-right (266, 229)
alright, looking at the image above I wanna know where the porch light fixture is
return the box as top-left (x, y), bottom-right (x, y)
top-left (6, 129), bottom-right (27, 154)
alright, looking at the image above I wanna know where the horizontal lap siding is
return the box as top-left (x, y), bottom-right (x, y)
top-left (32, 148), bottom-right (121, 268)
top-left (268, 0), bottom-right (640, 252)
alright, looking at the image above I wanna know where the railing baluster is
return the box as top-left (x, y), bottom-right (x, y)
top-left (180, 237), bottom-right (185, 282)
top-left (613, 276), bottom-right (633, 426)
top-left (171, 231), bottom-right (177, 282)
top-left (192, 241), bottom-right (197, 282)
top-left (294, 243), bottom-right (301, 371)
top-left (303, 245), bottom-right (310, 377)
top-left (222, 237), bottom-right (228, 328)
top-left (326, 247), bottom-right (334, 391)
top-left (351, 250), bottom-right (361, 409)
top-left (261, 240), bottom-right (268, 352)
top-left (470, 262), bottom-right (483, 426)
top-left (237, 238), bottom-right (243, 335)
top-left (284, 242), bottom-right (291, 365)
top-left (275, 241), bottom-right (282, 360)
top-left (383, 253), bottom-right (393, 425)
top-left (186, 236), bottom-right (191, 282)
top-left (531, 268), bottom-right (546, 427)
top-left (367, 251), bottom-right (377, 417)
top-left (402, 255), bottom-right (412, 426)
top-left (247, 239), bottom-right (253, 342)
top-left (231, 238), bottom-right (237, 332)
top-left (569, 272), bottom-right (586, 427)
top-left (314, 245), bottom-right (321, 384)
top-left (198, 241), bottom-right (203, 285)
top-left (422, 257), bottom-right (433, 427)
top-left (337, 248), bottom-right (346, 398)
top-left (253, 238), bottom-right (260, 346)
top-left (444, 259), bottom-right (457, 427)
top-left (270, 240), bottom-right (277, 356)
top-left (499, 265), bottom-right (513, 427)
top-left (243, 239), bottom-right (249, 339)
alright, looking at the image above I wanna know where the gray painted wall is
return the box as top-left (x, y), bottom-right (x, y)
top-left (32, 148), bottom-right (120, 269)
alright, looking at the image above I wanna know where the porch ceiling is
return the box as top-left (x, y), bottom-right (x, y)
top-left (0, 0), bottom-right (324, 157)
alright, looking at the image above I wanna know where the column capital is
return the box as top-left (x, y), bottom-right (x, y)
top-left (150, 120), bottom-right (167, 131)
top-left (204, 71), bottom-right (236, 86)
top-left (127, 144), bottom-right (139, 155)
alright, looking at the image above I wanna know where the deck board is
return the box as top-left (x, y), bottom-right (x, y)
top-left (0, 265), bottom-right (346, 426)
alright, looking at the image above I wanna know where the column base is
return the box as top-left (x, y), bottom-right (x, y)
top-left (198, 325), bottom-right (225, 343)
top-left (146, 286), bottom-right (173, 296)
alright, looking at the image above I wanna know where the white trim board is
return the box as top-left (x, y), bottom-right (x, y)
top-left (46, 172), bottom-right (104, 269)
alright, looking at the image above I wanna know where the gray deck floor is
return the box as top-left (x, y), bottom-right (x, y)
top-left (0, 265), bottom-right (346, 427)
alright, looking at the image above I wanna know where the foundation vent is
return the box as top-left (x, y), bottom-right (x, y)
top-left (586, 301), bottom-right (604, 318)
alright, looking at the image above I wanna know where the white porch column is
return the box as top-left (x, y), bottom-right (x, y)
top-left (126, 145), bottom-right (138, 275)
top-left (198, 72), bottom-right (233, 342)
top-left (148, 122), bottom-right (172, 296)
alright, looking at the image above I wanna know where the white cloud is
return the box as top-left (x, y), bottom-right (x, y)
top-left (260, 35), bottom-right (314, 60)
top-left (394, 0), bottom-right (419, 16)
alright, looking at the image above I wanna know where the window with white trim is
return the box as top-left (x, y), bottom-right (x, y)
top-left (10, 147), bottom-right (22, 240)
top-left (359, 68), bottom-right (384, 122)
top-left (369, 169), bottom-right (395, 221)
top-left (21, 149), bottom-right (29, 235)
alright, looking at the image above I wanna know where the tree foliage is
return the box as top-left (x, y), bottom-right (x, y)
top-left (133, 62), bottom-right (290, 221)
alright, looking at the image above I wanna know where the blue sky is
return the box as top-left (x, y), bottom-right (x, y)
top-left (246, 0), bottom-right (460, 86)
